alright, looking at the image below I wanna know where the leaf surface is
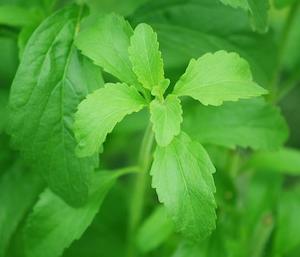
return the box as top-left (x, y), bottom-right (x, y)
top-left (0, 161), bottom-right (43, 257)
top-left (173, 51), bottom-right (267, 106)
top-left (75, 13), bottom-right (138, 86)
top-left (183, 98), bottom-right (288, 150)
top-left (151, 132), bottom-right (217, 240)
top-left (74, 83), bottom-right (146, 157)
top-left (8, 5), bottom-right (103, 206)
top-left (129, 23), bottom-right (169, 96)
top-left (24, 171), bottom-right (119, 257)
top-left (150, 95), bottom-right (182, 146)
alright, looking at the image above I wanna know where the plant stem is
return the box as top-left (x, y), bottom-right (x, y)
top-left (126, 123), bottom-right (155, 257)
top-left (269, 1), bottom-right (300, 102)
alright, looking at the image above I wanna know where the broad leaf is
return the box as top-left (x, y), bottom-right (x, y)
top-left (137, 206), bottom-right (174, 253)
top-left (219, 0), bottom-right (269, 33)
top-left (74, 83), bottom-right (146, 157)
top-left (8, 5), bottom-right (103, 206)
top-left (183, 98), bottom-right (289, 150)
top-left (173, 51), bottom-right (267, 106)
top-left (75, 13), bottom-right (138, 86)
top-left (0, 161), bottom-right (43, 257)
top-left (151, 132), bottom-right (217, 240)
top-left (129, 23), bottom-right (169, 97)
top-left (150, 95), bottom-right (182, 146)
top-left (24, 171), bottom-right (119, 257)
top-left (247, 148), bottom-right (300, 175)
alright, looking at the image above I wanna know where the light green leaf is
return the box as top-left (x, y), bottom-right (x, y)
top-left (183, 98), bottom-right (289, 150)
top-left (131, 0), bottom-right (277, 87)
top-left (137, 206), bottom-right (174, 253)
top-left (24, 171), bottom-right (119, 257)
top-left (75, 13), bottom-right (138, 86)
top-left (173, 51), bottom-right (267, 106)
top-left (0, 161), bottom-right (43, 257)
top-left (247, 148), bottom-right (300, 175)
top-left (129, 23), bottom-right (169, 97)
top-left (8, 5), bottom-right (103, 206)
top-left (0, 5), bottom-right (41, 27)
top-left (74, 83), bottom-right (146, 157)
top-left (150, 95), bottom-right (182, 146)
top-left (274, 186), bottom-right (300, 256)
top-left (219, 0), bottom-right (269, 33)
top-left (151, 132), bottom-right (217, 240)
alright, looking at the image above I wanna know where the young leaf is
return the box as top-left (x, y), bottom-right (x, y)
top-left (150, 95), bottom-right (182, 146)
top-left (247, 148), bottom-right (300, 175)
top-left (151, 132), bottom-right (217, 240)
top-left (129, 23), bottom-right (169, 97)
top-left (0, 161), bottom-right (43, 257)
top-left (131, 0), bottom-right (276, 87)
top-left (173, 50), bottom-right (267, 106)
top-left (74, 83), bottom-right (146, 157)
top-left (137, 206), bottom-right (174, 253)
top-left (183, 98), bottom-right (289, 150)
top-left (24, 171), bottom-right (119, 257)
top-left (8, 5), bottom-right (103, 206)
top-left (75, 13), bottom-right (138, 86)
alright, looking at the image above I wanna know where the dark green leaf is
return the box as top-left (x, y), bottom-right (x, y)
top-left (0, 161), bottom-right (43, 257)
top-left (24, 171), bottom-right (119, 257)
top-left (183, 98), bottom-right (289, 150)
top-left (8, 5), bottom-right (103, 206)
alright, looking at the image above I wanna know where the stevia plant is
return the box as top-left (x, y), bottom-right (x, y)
top-left (74, 12), bottom-right (267, 243)
top-left (1, 0), bottom-right (300, 257)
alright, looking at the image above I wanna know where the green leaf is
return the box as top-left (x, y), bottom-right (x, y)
top-left (151, 132), bottom-right (217, 240)
top-left (129, 23), bottom-right (169, 97)
top-left (247, 148), bottom-right (300, 175)
top-left (8, 5), bottom-right (103, 206)
top-left (150, 95), bottom-right (182, 146)
top-left (137, 206), bottom-right (174, 253)
top-left (24, 171), bottom-right (119, 257)
top-left (74, 83), bottom-right (146, 157)
top-left (274, 186), bottom-right (300, 256)
top-left (75, 13), bottom-right (138, 86)
top-left (0, 5), bottom-right (41, 27)
top-left (173, 51), bottom-right (267, 106)
top-left (0, 161), bottom-right (43, 257)
top-left (219, 0), bottom-right (269, 33)
top-left (183, 98), bottom-right (289, 150)
top-left (131, 0), bottom-right (276, 87)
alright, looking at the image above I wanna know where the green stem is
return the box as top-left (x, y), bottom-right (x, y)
top-left (269, 1), bottom-right (300, 102)
top-left (126, 123), bottom-right (155, 257)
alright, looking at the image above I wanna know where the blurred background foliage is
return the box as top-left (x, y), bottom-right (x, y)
top-left (0, 0), bottom-right (300, 257)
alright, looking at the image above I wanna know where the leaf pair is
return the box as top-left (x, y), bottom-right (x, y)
top-left (75, 13), bottom-right (267, 241)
